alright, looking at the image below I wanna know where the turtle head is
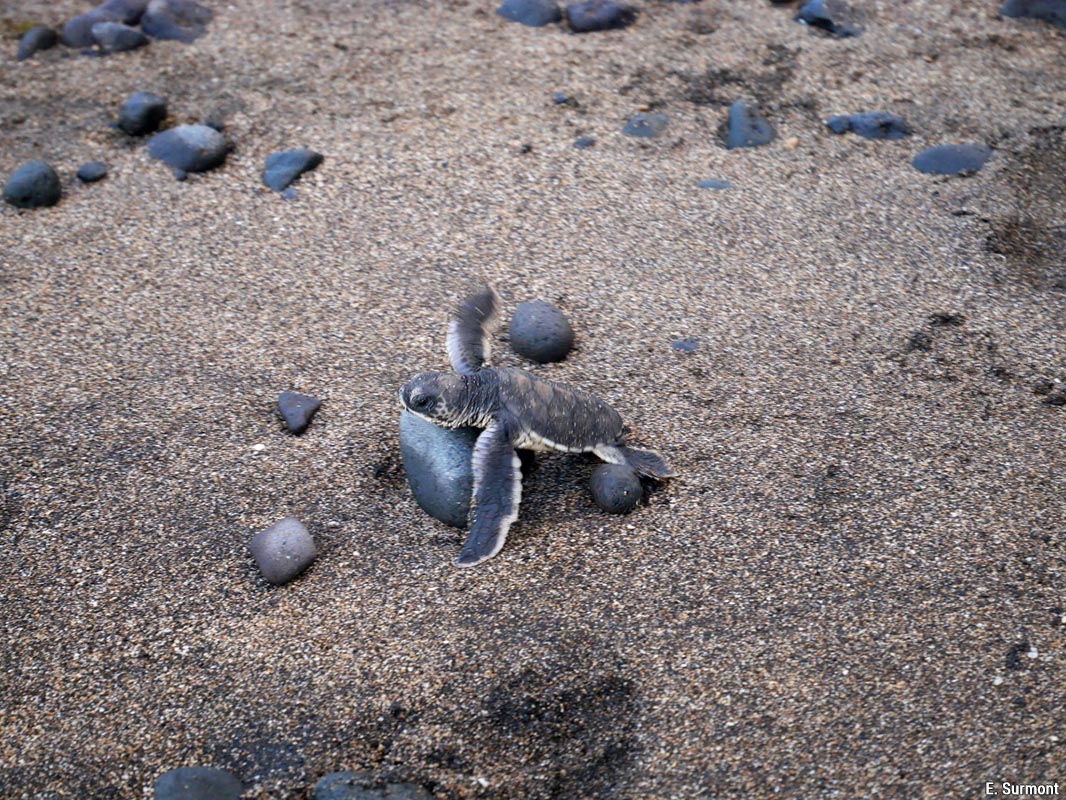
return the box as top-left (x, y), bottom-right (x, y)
top-left (399, 371), bottom-right (471, 428)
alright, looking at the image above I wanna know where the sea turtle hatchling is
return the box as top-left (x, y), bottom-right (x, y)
top-left (399, 286), bottom-right (674, 567)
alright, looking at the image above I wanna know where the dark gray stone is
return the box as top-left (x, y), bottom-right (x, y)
top-left (510, 299), bottom-right (574, 363)
top-left (92, 21), bottom-right (149, 52)
top-left (1000, 0), bottom-right (1065, 26)
top-left (590, 464), bottom-right (642, 514)
top-left (795, 0), bottom-right (859, 36)
top-left (912, 143), bottom-right (990, 176)
top-left (573, 135), bottom-right (596, 149)
top-left (825, 111), bottom-right (911, 140)
top-left (99, 0), bottom-right (149, 23)
top-left (566, 0), bottom-right (636, 31)
top-left (552, 91), bottom-right (571, 105)
top-left (695, 178), bottom-right (730, 190)
top-left (117, 91), bottom-right (167, 136)
top-left (3, 161), bottom-right (61, 209)
top-left (313, 772), bottom-right (433, 800)
top-left (399, 410), bottom-right (478, 529)
top-left (62, 8), bottom-right (121, 48)
top-left (76, 162), bottom-right (108, 183)
top-left (497, 0), bottom-right (562, 26)
top-left (17, 26), bottom-right (59, 60)
top-left (725, 100), bottom-right (775, 149)
top-left (671, 337), bottom-right (698, 352)
top-left (154, 767), bottom-right (242, 800)
top-left (623, 112), bottom-right (668, 138)
top-left (148, 125), bottom-right (228, 173)
top-left (278, 391), bottom-right (320, 434)
top-left (141, 0), bottom-right (213, 42)
top-left (263, 148), bottom-right (324, 192)
top-left (249, 516), bottom-right (317, 585)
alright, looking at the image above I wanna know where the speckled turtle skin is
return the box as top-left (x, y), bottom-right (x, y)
top-left (399, 286), bottom-right (673, 567)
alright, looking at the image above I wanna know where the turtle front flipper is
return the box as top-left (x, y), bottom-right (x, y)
top-left (446, 285), bottom-right (500, 376)
top-left (456, 416), bottom-right (522, 567)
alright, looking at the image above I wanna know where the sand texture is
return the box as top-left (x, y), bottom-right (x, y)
top-left (2, 0), bottom-right (1065, 796)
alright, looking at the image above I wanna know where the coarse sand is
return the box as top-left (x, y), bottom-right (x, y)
top-left (1, 0), bottom-right (1064, 797)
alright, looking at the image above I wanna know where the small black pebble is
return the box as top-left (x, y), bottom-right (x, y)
top-left (928, 312), bottom-right (964, 327)
top-left (117, 90), bottom-right (167, 136)
top-left (76, 161), bottom-right (108, 183)
top-left (278, 391), bottom-right (321, 434)
top-left (795, 0), bottom-right (860, 36)
top-left (566, 0), bottom-right (636, 31)
top-left (725, 100), bottom-right (775, 149)
top-left (497, 0), bottom-right (562, 26)
top-left (825, 111), bottom-right (911, 140)
top-left (912, 143), bottom-right (990, 176)
top-left (263, 147), bottom-right (324, 192)
top-left (590, 464), bottom-right (643, 514)
top-left (552, 91), bottom-right (571, 105)
top-left (696, 178), bottom-right (731, 190)
top-left (672, 338), bottom-right (698, 352)
top-left (574, 135), bottom-right (596, 149)
top-left (17, 25), bottom-right (59, 60)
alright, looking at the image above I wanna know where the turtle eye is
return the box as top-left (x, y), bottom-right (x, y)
top-left (413, 393), bottom-right (433, 411)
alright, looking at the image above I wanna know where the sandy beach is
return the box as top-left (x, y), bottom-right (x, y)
top-left (2, 0), bottom-right (1065, 796)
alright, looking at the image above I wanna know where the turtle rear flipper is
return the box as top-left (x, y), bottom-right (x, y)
top-left (456, 417), bottom-right (522, 567)
top-left (618, 446), bottom-right (675, 479)
top-left (446, 285), bottom-right (500, 376)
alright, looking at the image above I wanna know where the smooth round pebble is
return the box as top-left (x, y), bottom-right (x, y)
top-left (510, 299), bottom-right (574, 363)
top-left (263, 148), bottom-right (324, 192)
top-left (248, 516), bottom-right (317, 585)
top-left (1000, 0), bottom-right (1066, 26)
top-left (76, 162), bottom-right (108, 183)
top-left (399, 410), bottom-right (478, 529)
top-left (725, 100), bottom-right (775, 149)
top-left (496, 0), bottom-right (562, 26)
top-left (277, 391), bottom-right (321, 434)
top-left (912, 143), bottom-right (991, 176)
top-left (825, 111), bottom-right (911, 140)
top-left (3, 160), bottom-right (61, 209)
top-left (795, 0), bottom-right (860, 36)
top-left (590, 464), bottom-right (642, 514)
top-left (117, 91), bottom-right (167, 136)
top-left (154, 767), bottom-right (242, 800)
top-left (566, 0), bottom-right (636, 31)
top-left (623, 112), bottom-right (669, 138)
top-left (696, 178), bottom-right (731, 190)
top-left (141, 0), bottom-right (213, 42)
top-left (91, 21), bottom-right (148, 52)
top-left (17, 26), bottom-right (59, 60)
top-left (574, 135), bottom-right (596, 149)
top-left (148, 125), bottom-right (228, 173)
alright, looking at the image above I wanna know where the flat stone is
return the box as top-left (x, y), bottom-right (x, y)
top-left (154, 767), bottom-right (242, 800)
top-left (148, 125), bottom-right (228, 173)
top-left (725, 100), bottom-right (775, 149)
top-left (277, 391), bottom-right (321, 434)
top-left (3, 161), bottom-right (61, 209)
top-left (92, 21), bottom-right (149, 52)
top-left (496, 0), bottom-right (562, 26)
top-left (825, 111), bottom-right (911, 140)
top-left (590, 464), bottom-right (642, 514)
top-left (671, 337), bottom-right (699, 352)
top-left (1000, 0), bottom-right (1066, 26)
top-left (566, 0), bottom-right (636, 31)
top-left (263, 148), bottom-right (324, 192)
top-left (117, 91), bottom-right (167, 136)
top-left (623, 112), bottom-right (669, 138)
top-left (695, 179), bottom-right (730, 190)
top-left (62, 8), bottom-right (121, 48)
top-left (141, 0), bottom-right (213, 42)
top-left (912, 143), bottom-right (990, 176)
top-left (76, 162), bottom-right (109, 183)
top-left (17, 26), bottom-right (59, 60)
top-left (795, 0), bottom-right (860, 36)
top-left (313, 772), bottom-right (434, 800)
top-left (399, 410), bottom-right (478, 529)
top-left (510, 299), bottom-right (574, 363)
top-left (573, 135), bottom-right (596, 149)
top-left (249, 517), bottom-right (317, 585)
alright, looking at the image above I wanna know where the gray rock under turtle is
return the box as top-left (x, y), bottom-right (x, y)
top-left (249, 516), bottom-right (317, 585)
top-left (399, 410), bottom-right (478, 529)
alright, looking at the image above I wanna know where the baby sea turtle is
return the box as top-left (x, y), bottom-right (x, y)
top-left (399, 286), bottom-right (674, 567)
